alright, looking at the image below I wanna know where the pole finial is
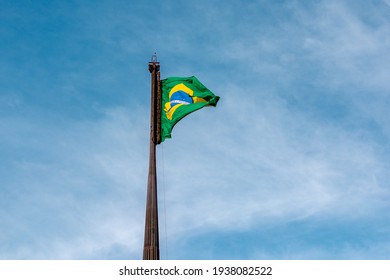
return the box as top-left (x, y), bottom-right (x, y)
top-left (151, 52), bottom-right (158, 63)
top-left (148, 52), bottom-right (160, 72)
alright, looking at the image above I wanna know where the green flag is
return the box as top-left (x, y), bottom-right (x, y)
top-left (160, 76), bottom-right (219, 142)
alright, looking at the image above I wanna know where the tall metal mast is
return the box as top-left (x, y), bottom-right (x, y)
top-left (143, 53), bottom-right (161, 260)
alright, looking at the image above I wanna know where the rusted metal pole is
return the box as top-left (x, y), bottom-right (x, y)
top-left (143, 54), bottom-right (160, 260)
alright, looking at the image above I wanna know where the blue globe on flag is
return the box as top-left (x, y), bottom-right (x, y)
top-left (170, 90), bottom-right (193, 108)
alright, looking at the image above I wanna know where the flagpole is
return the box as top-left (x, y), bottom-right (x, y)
top-left (143, 54), bottom-right (161, 260)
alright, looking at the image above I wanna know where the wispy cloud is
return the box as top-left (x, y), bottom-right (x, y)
top-left (298, 1), bottom-right (390, 91)
top-left (0, 108), bottom-right (149, 259)
top-left (1, 0), bottom-right (390, 260)
top-left (153, 0), bottom-right (390, 256)
top-left (161, 85), bottom-right (388, 234)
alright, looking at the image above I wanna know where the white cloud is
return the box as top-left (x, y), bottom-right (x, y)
top-left (159, 82), bottom-right (389, 247)
top-left (299, 1), bottom-right (390, 91)
top-left (253, 240), bottom-right (390, 260)
top-left (0, 108), bottom-right (150, 259)
top-left (2, 0), bottom-right (390, 260)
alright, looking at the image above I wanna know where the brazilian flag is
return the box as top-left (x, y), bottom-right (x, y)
top-left (160, 76), bottom-right (219, 142)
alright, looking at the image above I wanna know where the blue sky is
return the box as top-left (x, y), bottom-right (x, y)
top-left (1, 0), bottom-right (390, 259)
